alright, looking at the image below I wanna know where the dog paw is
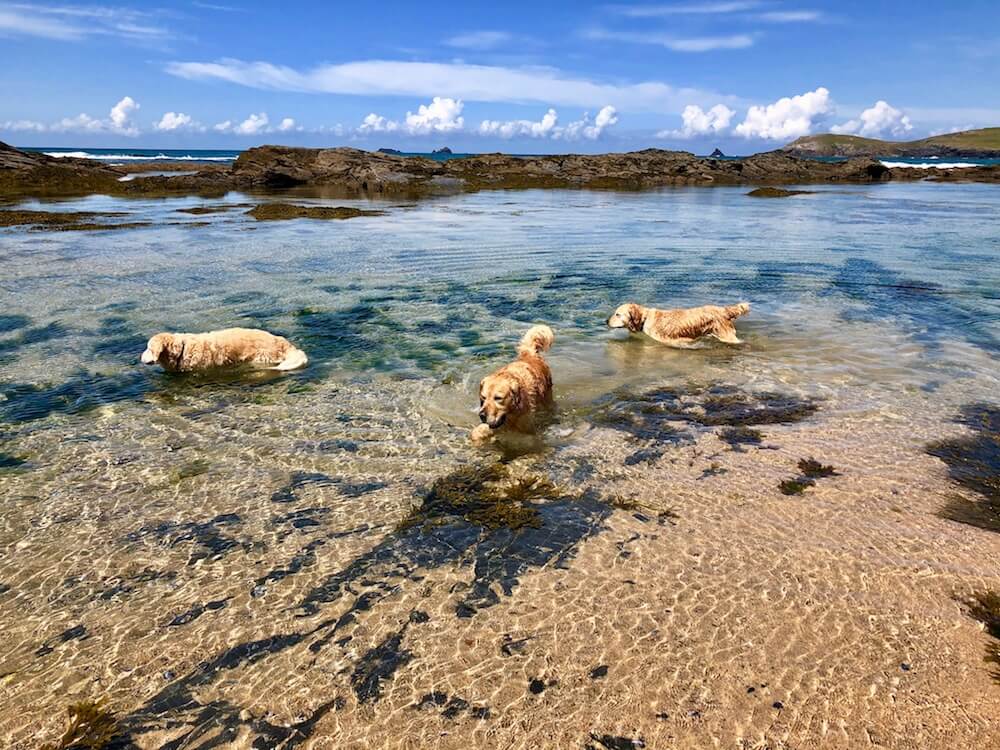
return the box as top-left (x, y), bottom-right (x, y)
top-left (470, 424), bottom-right (494, 443)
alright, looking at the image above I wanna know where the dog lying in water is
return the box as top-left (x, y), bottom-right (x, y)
top-left (606, 302), bottom-right (750, 347)
top-left (471, 324), bottom-right (554, 443)
top-left (140, 328), bottom-right (308, 372)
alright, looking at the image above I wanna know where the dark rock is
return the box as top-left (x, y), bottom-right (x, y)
top-left (747, 187), bottom-right (812, 198)
top-left (589, 664), bottom-right (609, 679)
top-left (432, 147), bottom-right (453, 154)
top-left (246, 203), bottom-right (384, 221)
top-left (528, 678), bottom-right (545, 694)
top-left (710, 148), bottom-right (725, 158)
top-left (773, 701), bottom-right (784, 709)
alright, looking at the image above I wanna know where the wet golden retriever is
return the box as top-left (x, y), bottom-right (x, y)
top-left (472, 325), bottom-right (554, 442)
top-left (606, 302), bottom-right (750, 347)
top-left (140, 328), bottom-right (308, 372)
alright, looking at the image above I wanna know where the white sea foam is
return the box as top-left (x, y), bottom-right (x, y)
top-left (880, 161), bottom-right (978, 169)
top-left (43, 151), bottom-right (234, 162)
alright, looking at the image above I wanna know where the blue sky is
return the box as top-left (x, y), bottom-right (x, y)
top-left (1, 1), bottom-right (998, 153)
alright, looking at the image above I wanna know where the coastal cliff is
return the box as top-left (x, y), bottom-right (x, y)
top-left (2, 141), bottom-right (997, 199)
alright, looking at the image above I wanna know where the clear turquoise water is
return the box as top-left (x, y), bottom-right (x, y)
top-left (1, 184), bottom-right (998, 425)
top-left (1, 183), bottom-right (999, 746)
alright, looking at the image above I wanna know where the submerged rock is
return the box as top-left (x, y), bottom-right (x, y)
top-left (747, 187), bottom-right (813, 198)
top-left (246, 203), bottom-right (384, 221)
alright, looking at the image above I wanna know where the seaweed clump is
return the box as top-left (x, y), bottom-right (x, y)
top-left (0, 209), bottom-right (149, 232)
top-left (246, 203), bottom-right (384, 221)
top-left (964, 590), bottom-right (1000, 682)
top-left (779, 457), bottom-right (840, 495)
top-left (927, 403), bottom-right (1000, 533)
top-left (798, 457), bottom-right (839, 478)
top-left (403, 464), bottom-right (556, 532)
top-left (593, 384), bottom-right (819, 443)
top-left (41, 700), bottom-right (119, 750)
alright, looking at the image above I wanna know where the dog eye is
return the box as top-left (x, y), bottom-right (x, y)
top-left (494, 395), bottom-right (503, 401)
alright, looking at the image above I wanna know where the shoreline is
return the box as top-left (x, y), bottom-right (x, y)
top-left (4, 141), bottom-right (1000, 201)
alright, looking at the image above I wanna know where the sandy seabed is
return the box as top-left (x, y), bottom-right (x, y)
top-left (1, 375), bottom-right (998, 750)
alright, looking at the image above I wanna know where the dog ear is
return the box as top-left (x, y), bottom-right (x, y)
top-left (628, 304), bottom-right (644, 331)
top-left (508, 380), bottom-right (523, 410)
top-left (162, 335), bottom-right (185, 367)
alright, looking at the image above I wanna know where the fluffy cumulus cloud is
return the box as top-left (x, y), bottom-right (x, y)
top-left (832, 100), bottom-right (913, 138)
top-left (210, 112), bottom-right (300, 135)
top-left (1, 96), bottom-right (141, 136)
top-left (734, 87), bottom-right (832, 139)
top-left (479, 108), bottom-right (559, 139)
top-left (154, 111), bottom-right (201, 131)
top-left (476, 105), bottom-right (618, 141)
top-left (357, 97), bottom-right (464, 136)
top-left (404, 97), bottom-right (465, 134)
top-left (659, 103), bottom-right (735, 138)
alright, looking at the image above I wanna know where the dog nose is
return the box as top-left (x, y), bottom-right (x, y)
top-left (479, 410), bottom-right (487, 423)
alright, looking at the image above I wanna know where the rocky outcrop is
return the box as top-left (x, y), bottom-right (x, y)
top-left (2, 140), bottom-right (997, 199)
top-left (710, 148), bottom-right (725, 158)
top-left (782, 128), bottom-right (1000, 158)
top-left (0, 140), bottom-right (122, 195)
top-left (228, 146), bottom-right (894, 194)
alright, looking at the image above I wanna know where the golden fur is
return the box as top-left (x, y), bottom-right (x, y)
top-left (606, 302), bottom-right (750, 347)
top-left (140, 328), bottom-right (308, 372)
top-left (472, 325), bottom-right (554, 442)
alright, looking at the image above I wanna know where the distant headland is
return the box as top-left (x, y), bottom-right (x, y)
top-left (782, 127), bottom-right (1000, 158)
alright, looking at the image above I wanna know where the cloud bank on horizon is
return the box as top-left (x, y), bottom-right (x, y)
top-left (0, 1), bottom-right (996, 151)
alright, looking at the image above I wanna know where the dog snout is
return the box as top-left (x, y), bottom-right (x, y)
top-left (140, 349), bottom-right (155, 364)
top-left (478, 409), bottom-right (487, 423)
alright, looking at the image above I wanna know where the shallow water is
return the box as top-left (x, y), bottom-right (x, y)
top-left (1, 184), bottom-right (999, 748)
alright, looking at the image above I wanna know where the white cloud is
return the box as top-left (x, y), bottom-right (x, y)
top-left (612, 2), bottom-right (761, 16)
top-left (831, 100), bottom-right (913, 138)
top-left (477, 105), bottom-right (618, 141)
top-left (758, 10), bottom-right (824, 22)
top-left (0, 4), bottom-right (170, 42)
top-left (928, 124), bottom-right (975, 137)
top-left (357, 98), bottom-right (464, 136)
top-left (154, 111), bottom-right (204, 132)
top-left (357, 113), bottom-right (398, 134)
top-left (404, 97), bottom-right (464, 134)
top-left (583, 28), bottom-right (755, 52)
top-left (0, 118), bottom-right (48, 132)
top-left (210, 112), bottom-right (299, 135)
top-left (734, 87), bottom-right (832, 139)
top-left (165, 58), bottom-right (735, 115)
top-left (1, 96), bottom-right (141, 135)
top-left (479, 108), bottom-right (559, 139)
top-left (108, 95), bottom-right (139, 134)
top-left (445, 30), bottom-right (512, 50)
top-left (658, 103), bottom-right (735, 138)
top-left (558, 105), bottom-right (619, 140)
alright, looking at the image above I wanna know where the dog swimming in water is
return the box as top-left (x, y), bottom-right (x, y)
top-left (606, 302), bottom-right (750, 348)
top-left (140, 328), bottom-right (308, 372)
top-left (471, 324), bottom-right (554, 443)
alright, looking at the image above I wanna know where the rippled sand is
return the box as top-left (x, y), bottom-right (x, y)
top-left (1, 185), bottom-right (999, 748)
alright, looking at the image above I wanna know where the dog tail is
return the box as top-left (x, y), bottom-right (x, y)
top-left (725, 302), bottom-right (750, 320)
top-left (517, 325), bottom-right (554, 357)
top-left (272, 347), bottom-right (309, 371)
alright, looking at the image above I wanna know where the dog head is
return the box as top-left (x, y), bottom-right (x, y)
top-left (141, 333), bottom-right (182, 367)
top-left (478, 373), bottom-right (521, 430)
top-left (606, 303), bottom-right (645, 332)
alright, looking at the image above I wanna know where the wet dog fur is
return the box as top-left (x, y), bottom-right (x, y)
top-left (606, 302), bottom-right (750, 348)
top-left (140, 328), bottom-right (308, 372)
top-left (472, 325), bottom-right (554, 442)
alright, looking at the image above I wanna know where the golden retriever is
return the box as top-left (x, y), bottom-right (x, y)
top-left (471, 325), bottom-right (554, 442)
top-left (140, 328), bottom-right (308, 372)
top-left (606, 302), bottom-right (750, 347)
